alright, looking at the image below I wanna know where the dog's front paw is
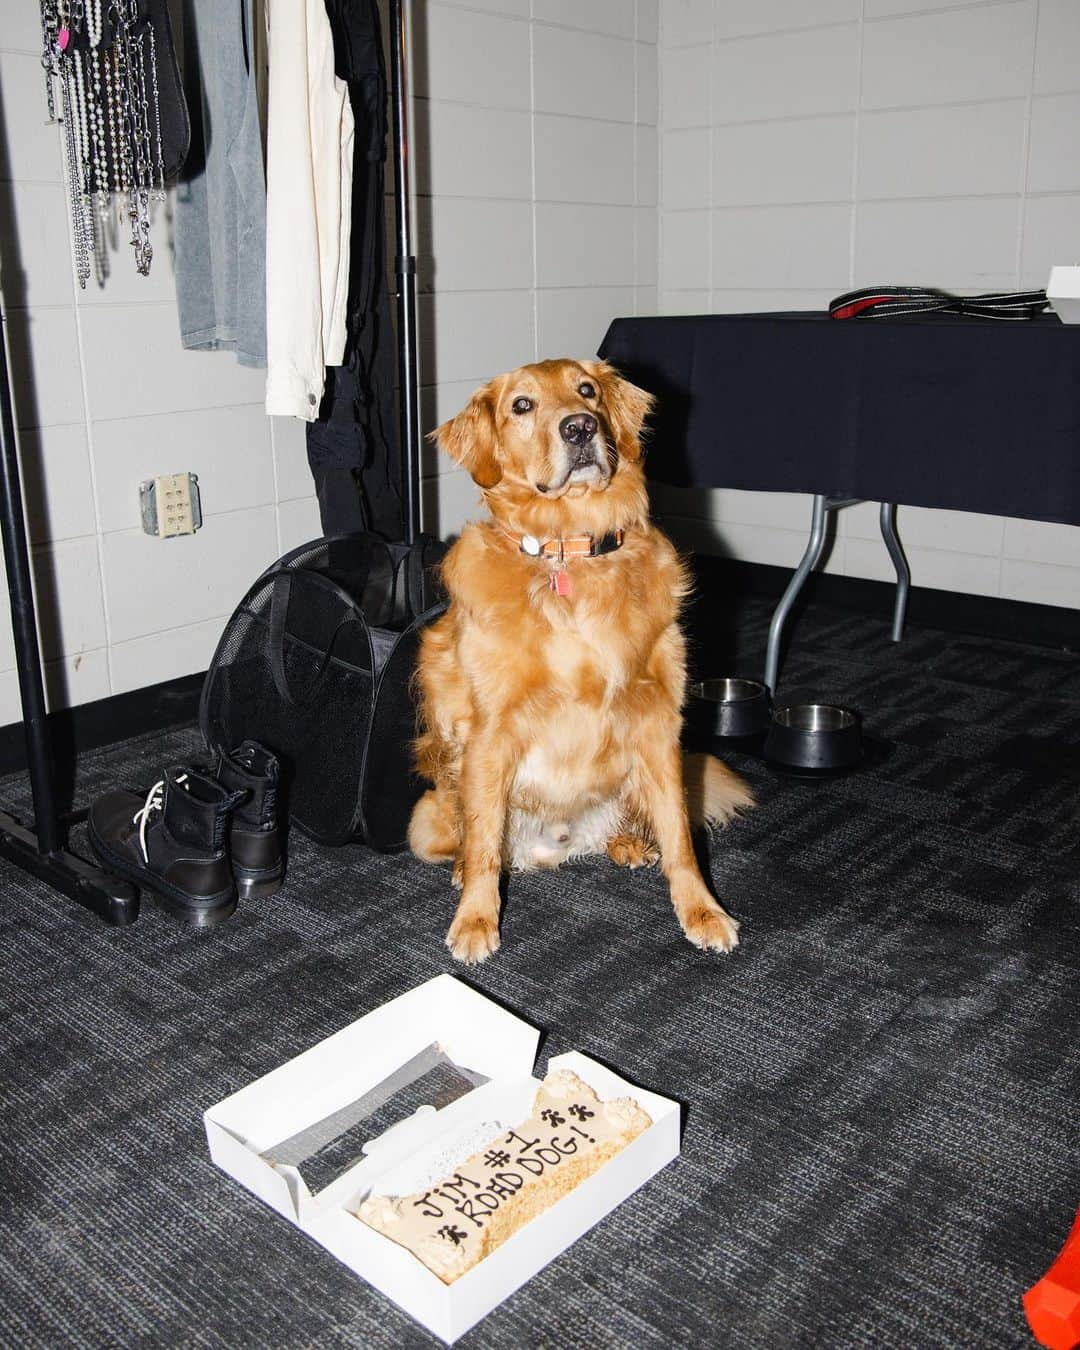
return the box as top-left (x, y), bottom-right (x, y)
top-left (681, 903), bottom-right (740, 953)
top-left (673, 879), bottom-right (740, 953)
top-left (446, 911), bottom-right (501, 964)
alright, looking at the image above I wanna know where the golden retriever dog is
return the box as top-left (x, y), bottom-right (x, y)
top-left (409, 358), bottom-right (753, 963)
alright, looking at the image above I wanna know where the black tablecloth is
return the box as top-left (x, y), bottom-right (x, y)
top-left (598, 312), bottom-right (1080, 527)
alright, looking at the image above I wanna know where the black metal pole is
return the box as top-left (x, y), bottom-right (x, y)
top-left (389, 0), bottom-right (422, 547)
top-left (0, 287), bottom-right (136, 922)
top-left (0, 294), bottom-right (60, 856)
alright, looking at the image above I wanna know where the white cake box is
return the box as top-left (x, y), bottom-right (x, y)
top-left (204, 975), bottom-right (680, 1344)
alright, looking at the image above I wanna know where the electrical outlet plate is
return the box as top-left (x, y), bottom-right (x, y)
top-left (139, 472), bottom-right (203, 538)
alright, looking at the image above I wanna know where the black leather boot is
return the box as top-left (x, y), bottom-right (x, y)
top-left (88, 766), bottom-right (246, 926)
top-left (216, 741), bottom-right (284, 900)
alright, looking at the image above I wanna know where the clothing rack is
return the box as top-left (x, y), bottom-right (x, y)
top-left (389, 0), bottom-right (422, 547)
top-left (0, 287), bottom-right (137, 923)
top-left (0, 0), bottom-right (421, 924)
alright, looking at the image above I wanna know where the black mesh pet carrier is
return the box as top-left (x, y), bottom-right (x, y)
top-left (199, 533), bottom-right (447, 849)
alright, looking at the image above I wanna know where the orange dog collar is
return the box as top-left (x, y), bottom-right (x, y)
top-left (503, 528), bottom-right (624, 560)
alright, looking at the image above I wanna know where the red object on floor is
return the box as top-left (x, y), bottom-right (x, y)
top-left (1025, 1206), bottom-right (1080, 1350)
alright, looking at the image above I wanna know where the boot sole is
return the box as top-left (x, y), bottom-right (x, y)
top-left (236, 871), bottom-right (284, 901)
top-left (87, 823), bottom-right (237, 929)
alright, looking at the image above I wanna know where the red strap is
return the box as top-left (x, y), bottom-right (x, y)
top-left (830, 295), bottom-right (896, 320)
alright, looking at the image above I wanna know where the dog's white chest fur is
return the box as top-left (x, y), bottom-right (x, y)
top-left (507, 633), bottom-right (628, 870)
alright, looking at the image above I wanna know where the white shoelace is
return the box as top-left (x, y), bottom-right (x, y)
top-left (132, 774), bottom-right (188, 862)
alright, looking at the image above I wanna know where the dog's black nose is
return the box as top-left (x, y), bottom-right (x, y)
top-left (559, 413), bottom-right (597, 446)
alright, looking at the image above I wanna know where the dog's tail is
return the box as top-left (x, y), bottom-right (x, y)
top-left (684, 751), bottom-right (754, 827)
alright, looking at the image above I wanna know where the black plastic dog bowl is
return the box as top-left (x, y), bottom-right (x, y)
top-left (688, 677), bottom-right (772, 739)
top-left (764, 702), bottom-right (862, 771)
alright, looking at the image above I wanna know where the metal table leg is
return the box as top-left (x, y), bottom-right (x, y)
top-left (764, 496), bottom-right (909, 693)
top-left (880, 501), bottom-right (910, 641)
top-left (764, 494), bottom-right (829, 693)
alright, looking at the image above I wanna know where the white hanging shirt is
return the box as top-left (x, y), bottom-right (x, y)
top-left (264, 0), bottom-right (354, 420)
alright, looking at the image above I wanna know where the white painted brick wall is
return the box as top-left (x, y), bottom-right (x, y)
top-left (4, 0), bottom-right (1076, 728)
top-left (0, 0), bottom-right (658, 722)
top-left (658, 0), bottom-right (1080, 612)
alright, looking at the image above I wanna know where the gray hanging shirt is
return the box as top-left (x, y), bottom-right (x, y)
top-left (174, 0), bottom-right (267, 368)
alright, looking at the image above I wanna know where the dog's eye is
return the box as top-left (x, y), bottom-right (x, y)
top-left (512, 397), bottom-right (533, 415)
top-left (578, 382), bottom-right (596, 399)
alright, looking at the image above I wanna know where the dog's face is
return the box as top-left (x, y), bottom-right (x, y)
top-left (433, 360), bottom-right (654, 525)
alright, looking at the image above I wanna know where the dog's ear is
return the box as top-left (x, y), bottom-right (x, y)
top-left (581, 360), bottom-right (654, 461)
top-left (430, 380), bottom-right (503, 488)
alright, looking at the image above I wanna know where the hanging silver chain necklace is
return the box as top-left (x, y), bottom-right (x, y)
top-left (39, 0), bottom-right (168, 285)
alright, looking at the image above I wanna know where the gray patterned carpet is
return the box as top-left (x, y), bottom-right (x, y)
top-left (1, 596), bottom-right (1078, 1348)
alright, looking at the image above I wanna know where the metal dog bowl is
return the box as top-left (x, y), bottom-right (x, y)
top-left (764, 702), bottom-right (862, 771)
top-left (688, 677), bottom-right (772, 739)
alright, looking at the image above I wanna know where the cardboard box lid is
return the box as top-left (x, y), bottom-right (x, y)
top-left (205, 975), bottom-right (541, 1220)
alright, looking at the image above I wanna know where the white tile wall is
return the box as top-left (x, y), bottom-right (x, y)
top-left (854, 198), bottom-right (1018, 289)
top-left (535, 203), bottom-right (637, 287)
top-left (712, 25), bottom-right (860, 124)
top-left (664, 129), bottom-right (711, 210)
top-left (432, 0), bottom-right (529, 15)
top-left (711, 117), bottom-right (855, 206)
top-left (1026, 93), bottom-right (1080, 194)
top-left (537, 286), bottom-right (637, 358)
top-left (416, 6), bottom-right (531, 110)
top-left (0, 53), bottom-right (64, 184)
top-left (1032, 0), bottom-right (1080, 94)
top-left (110, 619), bottom-right (226, 698)
top-left (662, 210), bottom-right (710, 289)
top-left (535, 117), bottom-right (637, 206)
top-left (1002, 518), bottom-right (1080, 569)
top-left (1020, 194), bottom-right (1080, 287)
top-left (270, 417), bottom-right (317, 503)
top-left (17, 424), bottom-right (97, 546)
top-left (421, 468), bottom-right (484, 541)
top-left (636, 283), bottom-right (659, 315)
top-left (861, 4), bottom-right (1034, 110)
top-left (92, 406), bottom-right (276, 534)
top-left (0, 0), bottom-right (660, 722)
top-left (0, 650), bottom-right (112, 726)
top-left (101, 508), bottom-right (279, 646)
top-left (413, 102), bottom-right (533, 199)
top-left (418, 289), bottom-right (536, 385)
top-left (533, 25), bottom-right (636, 123)
top-left (74, 200), bottom-right (178, 308)
top-left (421, 197), bottom-right (534, 291)
top-left (276, 496), bottom-right (323, 554)
top-left (3, 183), bottom-right (74, 309)
top-left (80, 304), bottom-right (267, 421)
top-left (13, 0), bottom-right (1078, 728)
top-left (713, 203), bottom-right (852, 287)
top-left (26, 537), bottom-right (107, 664)
top-left (637, 125), bottom-right (659, 204)
top-left (533, 0), bottom-right (635, 39)
top-left (662, 43), bottom-right (711, 128)
top-left (637, 43), bottom-right (659, 126)
top-left (658, 287), bottom-right (711, 313)
top-left (858, 102), bottom-right (1026, 200)
top-left (713, 1), bottom-right (859, 40)
top-left (656, 0), bottom-right (1080, 612)
top-left (662, 0), bottom-right (713, 48)
top-left (7, 309), bottom-right (85, 429)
